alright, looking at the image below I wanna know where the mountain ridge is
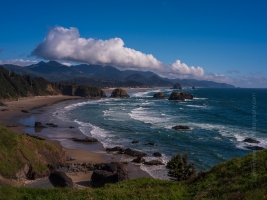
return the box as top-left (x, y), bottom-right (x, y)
top-left (3, 61), bottom-right (235, 88)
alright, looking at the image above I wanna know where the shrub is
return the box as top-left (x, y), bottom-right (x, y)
top-left (166, 153), bottom-right (196, 181)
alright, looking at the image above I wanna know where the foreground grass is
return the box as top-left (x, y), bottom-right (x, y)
top-left (0, 179), bottom-right (186, 200)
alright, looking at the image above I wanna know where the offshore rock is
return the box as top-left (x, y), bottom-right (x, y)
top-left (245, 146), bottom-right (265, 151)
top-left (91, 162), bottom-right (129, 187)
top-left (172, 125), bottom-right (190, 130)
top-left (110, 88), bottom-right (130, 98)
top-left (123, 148), bottom-right (147, 157)
top-left (153, 92), bottom-right (166, 99)
top-left (172, 83), bottom-right (182, 89)
top-left (106, 146), bottom-right (125, 152)
top-left (168, 92), bottom-right (194, 101)
top-left (153, 152), bottom-right (162, 157)
top-left (243, 138), bottom-right (260, 144)
top-left (34, 122), bottom-right (46, 128)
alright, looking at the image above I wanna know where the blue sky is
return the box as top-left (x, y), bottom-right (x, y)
top-left (0, 0), bottom-right (266, 87)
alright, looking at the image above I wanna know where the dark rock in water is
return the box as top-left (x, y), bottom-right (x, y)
top-left (173, 83), bottom-right (182, 89)
top-left (153, 152), bottom-right (162, 157)
top-left (192, 86), bottom-right (195, 89)
top-left (172, 125), bottom-right (190, 130)
top-left (110, 88), bottom-right (130, 98)
top-left (144, 142), bottom-right (155, 146)
top-left (71, 137), bottom-right (98, 143)
top-left (153, 92), bottom-right (166, 99)
top-left (132, 140), bottom-right (139, 144)
top-left (49, 171), bottom-right (74, 188)
top-left (0, 101), bottom-right (7, 106)
top-left (91, 162), bottom-right (129, 187)
top-left (243, 138), bottom-right (260, 144)
top-left (144, 160), bottom-right (164, 166)
top-left (106, 146), bottom-right (125, 152)
top-left (34, 122), bottom-right (46, 128)
top-left (69, 126), bottom-right (75, 129)
top-left (123, 148), bottom-right (147, 157)
top-left (245, 146), bottom-right (265, 151)
top-left (132, 156), bottom-right (145, 163)
top-left (168, 92), bottom-right (194, 101)
top-left (21, 109), bottom-right (31, 113)
top-left (46, 123), bottom-right (58, 127)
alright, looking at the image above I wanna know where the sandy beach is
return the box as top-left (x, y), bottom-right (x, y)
top-left (0, 93), bottom-right (151, 187)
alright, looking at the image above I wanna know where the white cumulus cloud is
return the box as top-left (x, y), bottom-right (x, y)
top-left (0, 59), bottom-right (38, 66)
top-left (31, 26), bottom-right (205, 79)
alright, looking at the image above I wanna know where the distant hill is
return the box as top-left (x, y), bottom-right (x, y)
top-left (0, 66), bottom-right (106, 100)
top-left (2, 61), bottom-right (235, 88)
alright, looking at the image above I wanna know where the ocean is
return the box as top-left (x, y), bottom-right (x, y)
top-left (19, 88), bottom-right (267, 180)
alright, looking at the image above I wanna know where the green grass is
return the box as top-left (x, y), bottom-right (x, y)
top-left (1, 125), bottom-right (267, 199)
top-left (0, 125), bottom-right (61, 179)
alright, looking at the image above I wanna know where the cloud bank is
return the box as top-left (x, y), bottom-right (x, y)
top-left (0, 59), bottom-right (38, 66)
top-left (31, 26), bottom-right (204, 79)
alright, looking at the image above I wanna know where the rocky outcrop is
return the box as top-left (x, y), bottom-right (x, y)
top-left (91, 162), bottom-right (129, 187)
top-left (172, 125), bottom-right (190, 130)
top-left (245, 146), bottom-right (265, 151)
top-left (106, 147), bottom-right (147, 157)
top-left (61, 85), bottom-right (107, 98)
top-left (46, 123), bottom-right (58, 127)
top-left (132, 156), bottom-right (145, 163)
top-left (106, 146), bottom-right (125, 152)
top-left (243, 138), bottom-right (260, 144)
top-left (110, 89), bottom-right (130, 98)
top-left (144, 142), bottom-right (155, 146)
top-left (123, 148), bottom-right (147, 157)
top-left (0, 101), bottom-right (7, 106)
top-left (64, 162), bottom-right (94, 173)
top-left (168, 92), bottom-right (194, 101)
top-left (144, 160), bottom-right (164, 165)
top-left (70, 137), bottom-right (98, 143)
top-left (49, 171), bottom-right (74, 188)
top-left (173, 83), bottom-right (182, 89)
top-left (153, 152), bottom-right (162, 157)
top-left (153, 92), bottom-right (166, 99)
top-left (34, 122), bottom-right (46, 128)
top-left (132, 140), bottom-right (139, 144)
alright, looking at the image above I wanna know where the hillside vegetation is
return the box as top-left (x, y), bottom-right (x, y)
top-left (0, 126), bottom-right (65, 180)
top-left (0, 67), bottom-right (60, 99)
top-left (0, 67), bottom-right (106, 100)
top-left (0, 125), bottom-right (266, 200)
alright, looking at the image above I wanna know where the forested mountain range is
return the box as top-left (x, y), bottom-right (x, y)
top-left (3, 61), bottom-right (235, 88)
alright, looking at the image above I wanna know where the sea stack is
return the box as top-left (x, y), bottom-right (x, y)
top-left (153, 92), bottom-right (166, 99)
top-left (172, 83), bottom-right (182, 89)
top-left (168, 92), bottom-right (194, 101)
top-left (110, 88), bottom-right (130, 98)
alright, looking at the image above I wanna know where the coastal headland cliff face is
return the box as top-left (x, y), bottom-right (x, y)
top-left (0, 67), bottom-right (106, 100)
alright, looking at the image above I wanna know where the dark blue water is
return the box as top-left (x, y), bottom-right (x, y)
top-left (54, 88), bottom-right (267, 179)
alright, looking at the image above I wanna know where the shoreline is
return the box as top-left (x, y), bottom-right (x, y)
top-left (0, 94), bottom-right (151, 187)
